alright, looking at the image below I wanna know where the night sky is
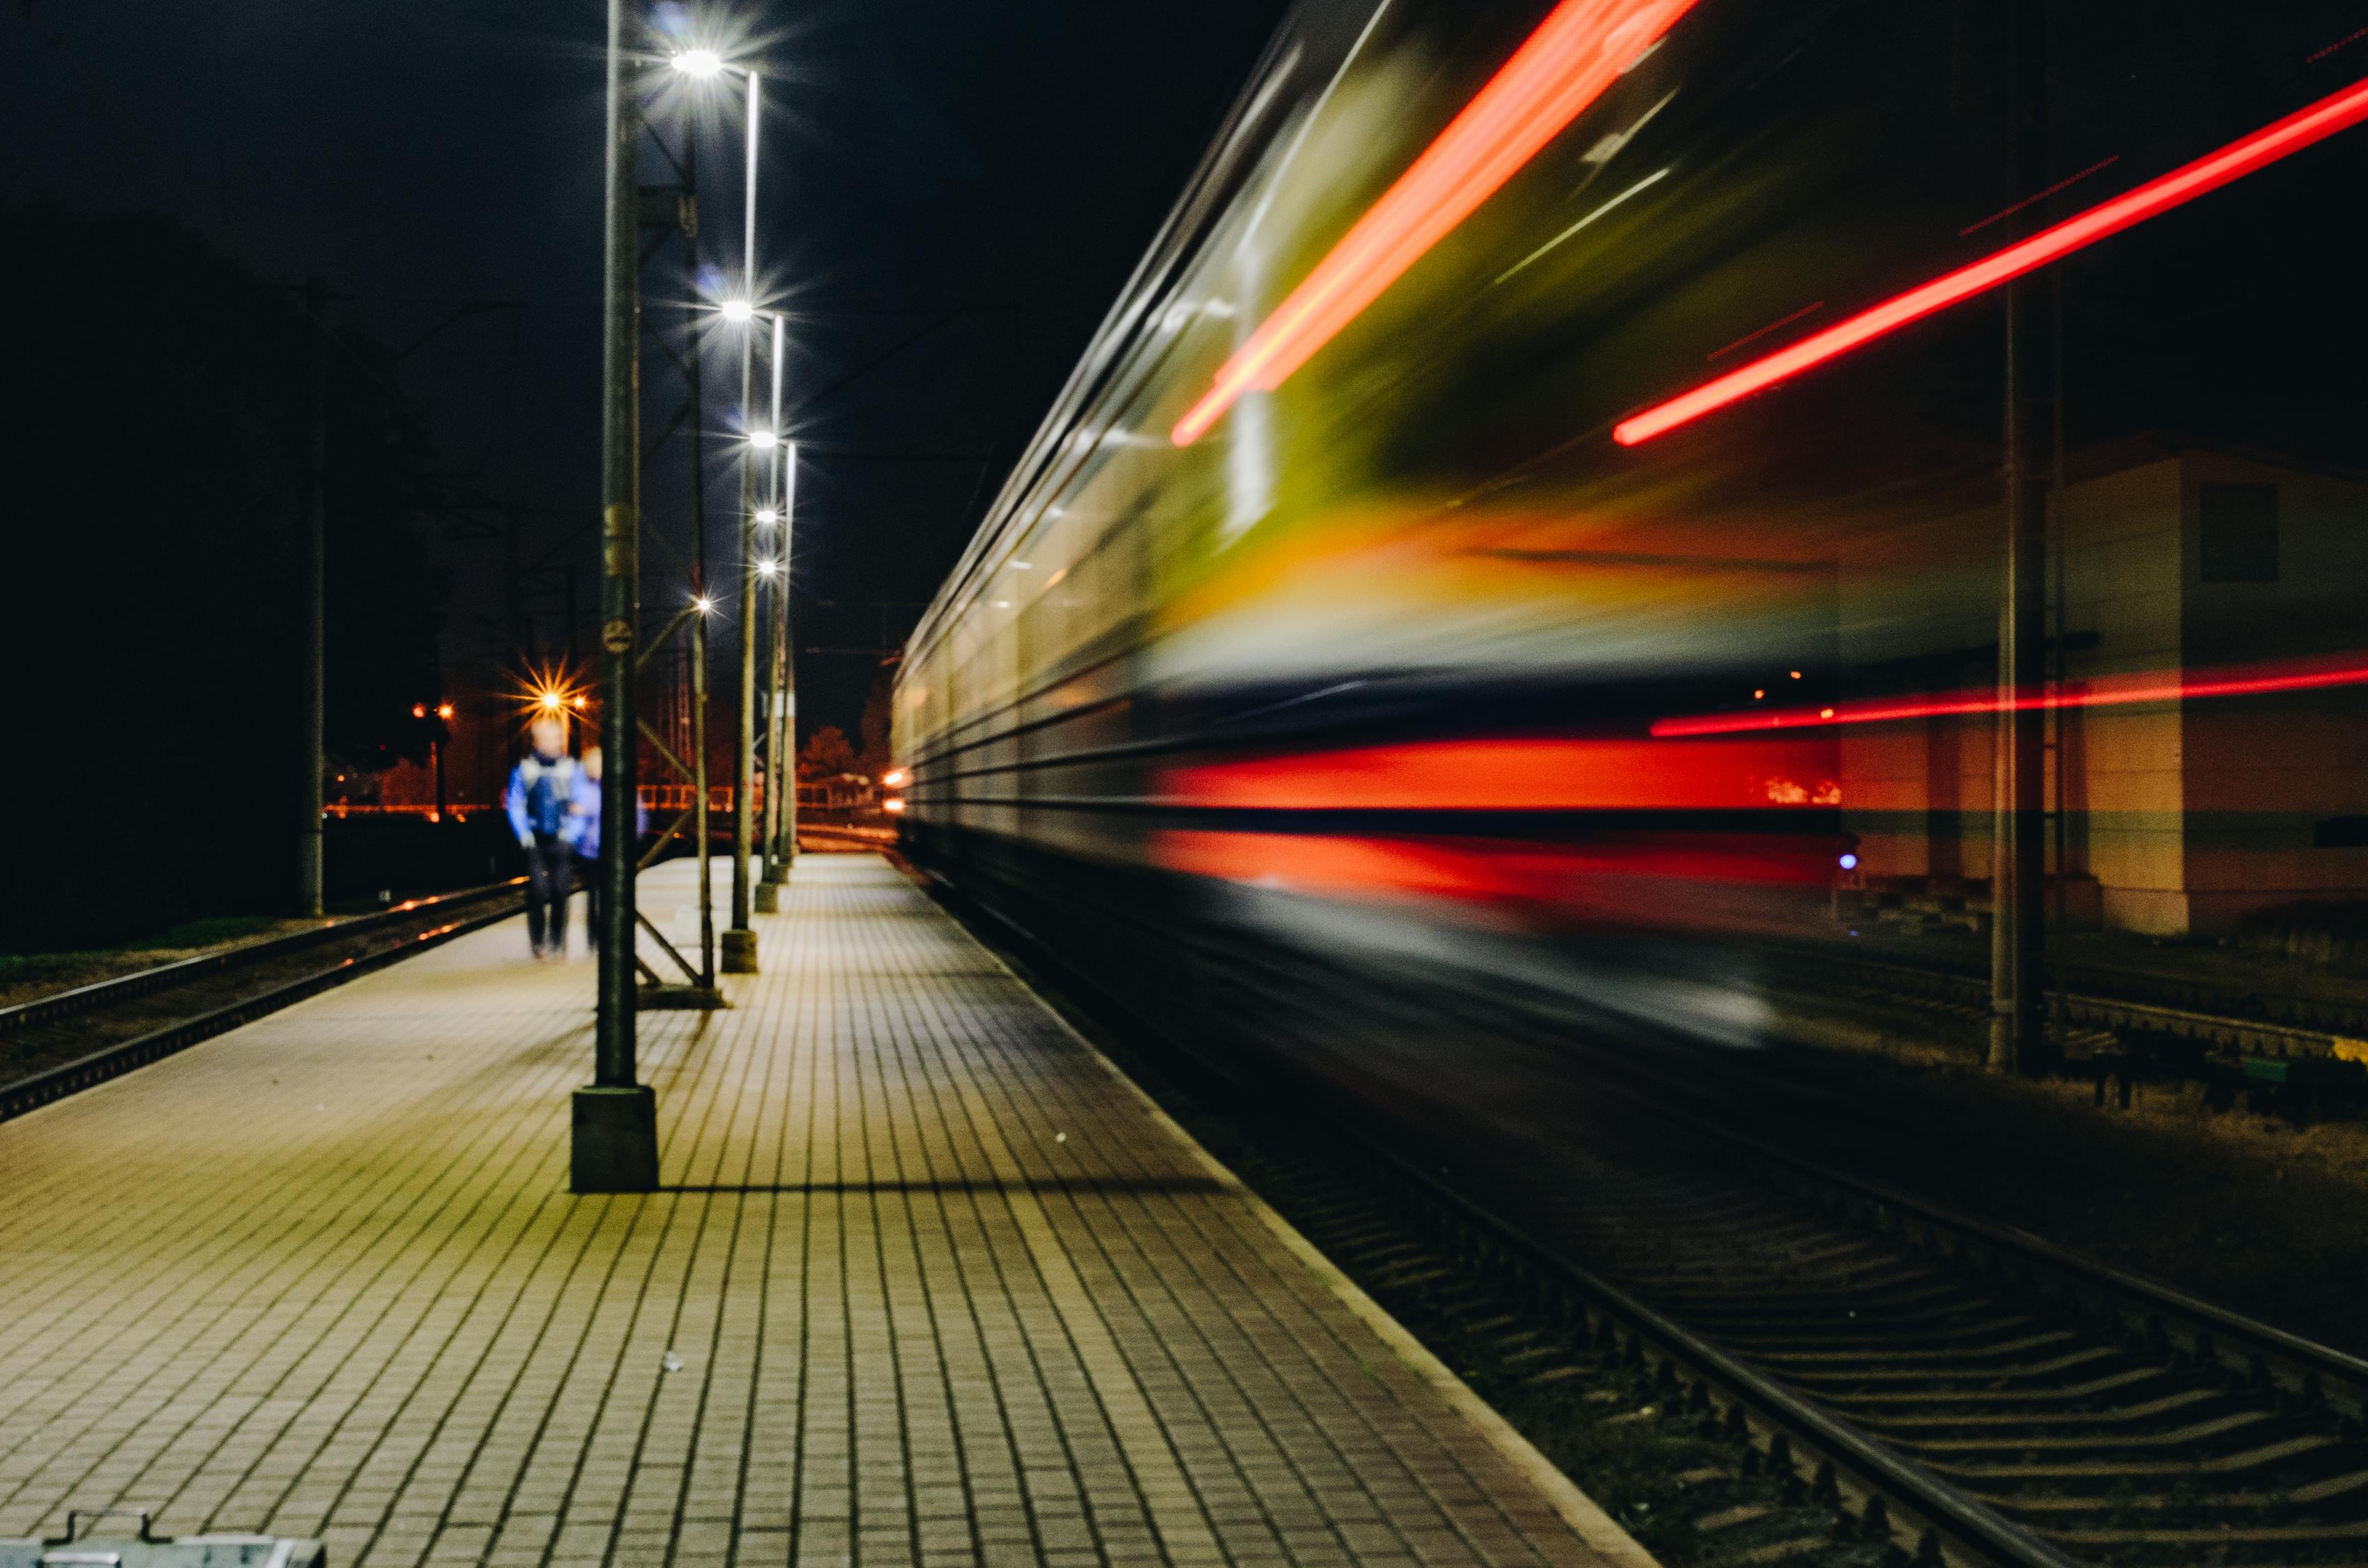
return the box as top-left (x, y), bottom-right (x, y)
top-left (1, 0), bottom-right (1285, 739)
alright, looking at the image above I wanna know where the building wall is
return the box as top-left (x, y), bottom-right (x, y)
top-left (1838, 445), bottom-right (2368, 938)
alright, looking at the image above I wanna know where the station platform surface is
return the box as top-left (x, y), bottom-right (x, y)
top-left (0, 854), bottom-right (1645, 1568)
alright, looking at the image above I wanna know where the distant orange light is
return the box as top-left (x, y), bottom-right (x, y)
top-left (571, 695), bottom-right (587, 709)
top-left (412, 703), bottom-right (427, 718)
top-left (436, 703), bottom-right (454, 720)
top-left (1612, 72), bottom-right (2368, 446)
top-left (1171, 0), bottom-right (1700, 446)
top-left (883, 797), bottom-right (908, 815)
top-left (538, 691), bottom-right (563, 712)
top-left (882, 769), bottom-right (907, 787)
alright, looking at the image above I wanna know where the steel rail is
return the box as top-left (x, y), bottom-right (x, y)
top-left (1626, 1086), bottom-right (2368, 1434)
top-left (0, 886), bottom-right (525, 1125)
top-left (0, 879), bottom-right (526, 1036)
top-left (922, 863), bottom-right (2087, 1568)
top-left (1780, 946), bottom-right (2368, 1064)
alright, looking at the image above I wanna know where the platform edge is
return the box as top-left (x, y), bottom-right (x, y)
top-left (942, 909), bottom-right (1664, 1568)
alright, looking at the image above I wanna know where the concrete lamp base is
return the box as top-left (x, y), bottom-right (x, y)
top-left (570, 1085), bottom-right (659, 1192)
top-left (753, 883), bottom-right (780, 914)
top-left (720, 928), bottom-right (759, 974)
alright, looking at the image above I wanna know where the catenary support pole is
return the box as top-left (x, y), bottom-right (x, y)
top-left (574, 0), bottom-right (659, 1192)
top-left (1989, 0), bottom-right (2052, 1073)
top-left (723, 67), bottom-right (762, 974)
top-left (298, 276), bottom-right (327, 918)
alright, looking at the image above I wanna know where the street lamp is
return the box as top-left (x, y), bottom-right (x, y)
top-left (576, 0), bottom-right (659, 1192)
top-left (661, 40), bottom-right (774, 964)
top-left (719, 59), bottom-right (765, 972)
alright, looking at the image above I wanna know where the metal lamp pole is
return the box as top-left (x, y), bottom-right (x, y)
top-left (574, 0), bottom-right (659, 1192)
top-left (769, 433), bottom-right (797, 877)
top-left (722, 66), bottom-right (763, 974)
top-left (756, 314), bottom-right (790, 911)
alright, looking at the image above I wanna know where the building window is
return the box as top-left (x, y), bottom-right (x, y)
top-left (2199, 482), bottom-right (2278, 583)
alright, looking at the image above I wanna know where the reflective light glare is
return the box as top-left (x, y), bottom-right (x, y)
top-left (756, 559), bottom-right (780, 576)
top-left (754, 507), bottom-right (779, 525)
top-left (1649, 651), bottom-right (2368, 737)
top-left (672, 48), bottom-right (724, 78)
top-left (748, 429), bottom-right (778, 449)
top-left (882, 769), bottom-right (907, 788)
top-left (1490, 164), bottom-right (1670, 286)
top-left (883, 797), bottom-right (908, 814)
top-left (1612, 72), bottom-right (2368, 445)
top-left (719, 299), bottom-right (755, 323)
top-left (1171, 0), bottom-right (1702, 446)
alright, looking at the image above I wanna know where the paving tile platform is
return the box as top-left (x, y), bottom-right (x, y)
top-left (0, 854), bottom-right (1650, 1568)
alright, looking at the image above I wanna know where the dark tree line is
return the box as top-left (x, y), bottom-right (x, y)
top-left (0, 201), bottom-right (445, 947)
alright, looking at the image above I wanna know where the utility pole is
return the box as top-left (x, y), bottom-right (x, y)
top-left (298, 276), bottom-right (328, 918)
top-left (574, 0), bottom-right (659, 1192)
top-left (723, 68), bottom-right (763, 974)
top-left (1989, 0), bottom-right (2051, 1073)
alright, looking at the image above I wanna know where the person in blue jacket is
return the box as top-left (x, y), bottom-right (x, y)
top-left (569, 745), bottom-right (606, 955)
top-left (566, 745), bottom-right (646, 955)
top-left (504, 716), bottom-right (581, 960)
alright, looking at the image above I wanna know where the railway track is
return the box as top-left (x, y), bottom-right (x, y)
top-left (1771, 940), bottom-right (2368, 1066)
top-left (0, 880), bottom-right (525, 1123)
top-left (933, 864), bottom-right (2368, 1568)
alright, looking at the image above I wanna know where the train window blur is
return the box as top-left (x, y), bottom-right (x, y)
top-left (897, 0), bottom-right (2368, 1047)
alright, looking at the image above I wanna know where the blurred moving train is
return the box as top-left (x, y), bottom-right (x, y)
top-left (893, 0), bottom-right (2368, 1017)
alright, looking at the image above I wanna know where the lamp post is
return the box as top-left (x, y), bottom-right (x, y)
top-left (769, 427), bottom-right (797, 879)
top-left (756, 312), bottom-right (792, 912)
top-left (574, 0), bottom-right (659, 1193)
top-left (721, 63), bottom-right (764, 974)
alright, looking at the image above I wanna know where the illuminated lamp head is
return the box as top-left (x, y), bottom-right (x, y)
top-left (672, 48), bottom-right (724, 79)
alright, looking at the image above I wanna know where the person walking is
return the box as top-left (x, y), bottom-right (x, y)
top-left (505, 716), bottom-right (580, 960)
top-left (570, 745), bottom-right (604, 955)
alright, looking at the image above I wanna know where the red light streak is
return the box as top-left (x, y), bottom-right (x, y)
top-left (1705, 300), bottom-right (1825, 361)
top-left (1163, 736), bottom-right (1838, 812)
top-left (1171, 0), bottom-right (1701, 447)
top-left (1612, 74), bottom-right (2368, 446)
top-left (2310, 25), bottom-right (2368, 63)
top-left (1957, 153), bottom-right (2120, 237)
top-left (1650, 653), bottom-right (2368, 737)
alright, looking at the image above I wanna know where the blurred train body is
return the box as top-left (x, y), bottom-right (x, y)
top-left (894, 0), bottom-right (2368, 1020)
